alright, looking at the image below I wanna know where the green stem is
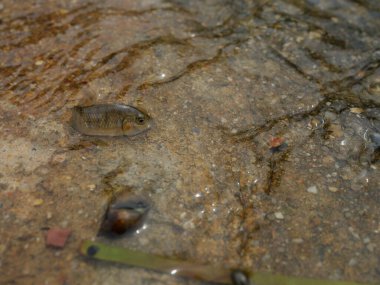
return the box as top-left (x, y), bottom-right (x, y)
top-left (80, 240), bottom-right (376, 285)
top-left (80, 240), bottom-right (231, 283)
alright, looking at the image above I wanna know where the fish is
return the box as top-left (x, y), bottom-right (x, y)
top-left (70, 104), bottom-right (152, 136)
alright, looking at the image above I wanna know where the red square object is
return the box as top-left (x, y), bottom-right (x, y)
top-left (46, 228), bottom-right (71, 248)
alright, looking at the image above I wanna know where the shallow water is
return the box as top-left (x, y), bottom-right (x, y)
top-left (0, 0), bottom-right (379, 284)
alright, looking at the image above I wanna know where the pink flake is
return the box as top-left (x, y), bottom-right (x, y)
top-left (46, 228), bottom-right (71, 248)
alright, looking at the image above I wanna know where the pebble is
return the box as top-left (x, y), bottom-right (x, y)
top-left (350, 108), bottom-right (363, 114)
top-left (180, 212), bottom-right (187, 219)
top-left (328, 186), bottom-right (339, 193)
top-left (307, 185), bottom-right (318, 194)
top-left (348, 227), bottom-right (360, 239)
top-left (308, 31), bottom-right (322, 39)
top-left (35, 60), bottom-right (44, 66)
top-left (87, 184), bottom-right (96, 191)
top-left (329, 124), bottom-right (344, 138)
top-left (262, 253), bottom-right (271, 262)
top-left (324, 111), bottom-right (337, 121)
top-left (274, 212), bottom-right (284, 220)
top-left (366, 243), bottom-right (375, 252)
top-left (46, 212), bottom-right (53, 219)
top-left (292, 238), bottom-right (304, 244)
top-left (33, 199), bottom-right (44, 206)
top-left (348, 258), bottom-right (357, 266)
top-left (322, 156), bottom-right (334, 165)
top-left (50, 153), bottom-right (66, 165)
top-left (183, 220), bottom-right (195, 230)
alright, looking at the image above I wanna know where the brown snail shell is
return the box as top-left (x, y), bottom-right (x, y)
top-left (231, 270), bottom-right (250, 285)
top-left (99, 197), bottom-right (150, 237)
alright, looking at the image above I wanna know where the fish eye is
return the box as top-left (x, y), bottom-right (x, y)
top-left (135, 116), bottom-right (145, 125)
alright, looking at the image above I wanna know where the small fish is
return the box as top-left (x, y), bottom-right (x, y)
top-left (70, 104), bottom-right (152, 136)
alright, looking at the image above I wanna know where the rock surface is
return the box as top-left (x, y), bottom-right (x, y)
top-left (0, 0), bottom-right (379, 284)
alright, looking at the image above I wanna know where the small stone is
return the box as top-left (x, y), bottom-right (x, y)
top-left (232, 166), bottom-right (239, 172)
top-left (274, 212), bottom-right (284, 220)
top-left (35, 60), bottom-right (44, 66)
top-left (322, 156), bottom-right (334, 165)
top-left (329, 124), bottom-right (344, 138)
top-left (328, 186), bottom-right (339, 193)
top-left (324, 111), bottom-right (336, 121)
top-left (366, 243), bottom-right (375, 252)
top-left (308, 31), bottom-right (322, 39)
top-left (180, 212), bottom-right (187, 219)
top-left (46, 212), bottom-right (53, 219)
top-left (45, 228), bottom-right (71, 248)
top-left (348, 258), bottom-right (357, 267)
top-left (350, 108), bottom-right (363, 114)
top-left (51, 153), bottom-right (66, 165)
top-left (87, 184), bottom-right (96, 191)
top-left (262, 254), bottom-right (271, 262)
top-left (183, 220), bottom-right (195, 230)
top-left (307, 185), bottom-right (318, 194)
top-left (309, 118), bottom-right (321, 129)
top-left (292, 238), bottom-right (304, 244)
top-left (348, 227), bottom-right (360, 239)
top-left (33, 199), bottom-right (44, 206)
top-left (63, 175), bottom-right (72, 181)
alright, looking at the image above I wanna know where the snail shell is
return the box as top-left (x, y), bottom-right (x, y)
top-left (99, 197), bottom-right (150, 237)
top-left (231, 270), bottom-right (251, 285)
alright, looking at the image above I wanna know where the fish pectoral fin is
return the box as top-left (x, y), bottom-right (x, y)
top-left (122, 119), bottom-right (132, 132)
